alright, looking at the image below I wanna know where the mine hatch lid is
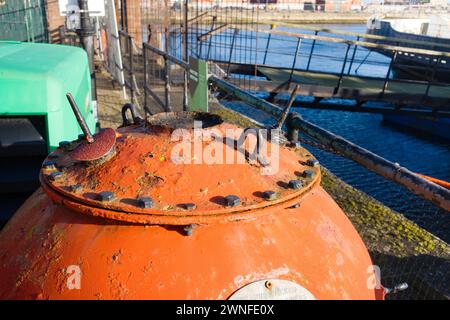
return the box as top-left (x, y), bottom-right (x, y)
top-left (40, 113), bottom-right (320, 224)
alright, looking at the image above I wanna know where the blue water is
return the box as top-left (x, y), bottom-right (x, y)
top-left (206, 24), bottom-right (450, 242)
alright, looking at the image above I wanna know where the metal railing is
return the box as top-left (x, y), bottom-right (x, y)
top-left (119, 30), bottom-right (139, 104)
top-left (142, 42), bottom-right (189, 114)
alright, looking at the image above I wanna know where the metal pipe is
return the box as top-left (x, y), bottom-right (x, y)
top-left (78, 0), bottom-right (97, 102)
top-left (288, 113), bottom-right (450, 212)
top-left (209, 75), bottom-right (282, 118)
top-left (276, 85), bottom-right (299, 129)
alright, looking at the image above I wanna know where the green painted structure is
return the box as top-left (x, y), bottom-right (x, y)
top-left (188, 57), bottom-right (209, 112)
top-left (0, 41), bottom-right (96, 152)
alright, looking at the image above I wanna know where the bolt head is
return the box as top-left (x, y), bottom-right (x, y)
top-left (263, 190), bottom-right (278, 201)
top-left (42, 161), bottom-right (57, 170)
top-left (289, 180), bottom-right (303, 190)
top-left (48, 171), bottom-right (63, 181)
top-left (138, 196), bottom-right (153, 209)
top-left (183, 224), bottom-right (198, 236)
top-left (98, 191), bottom-right (114, 202)
top-left (303, 169), bottom-right (315, 179)
top-left (182, 203), bottom-right (197, 210)
top-left (306, 159), bottom-right (319, 167)
top-left (225, 195), bottom-right (241, 207)
top-left (59, 141), bottom-right (71, 151)
top-left (69, 184), bottom-right (82, 192)
top-left (290, 141), bottom-right (301, 148)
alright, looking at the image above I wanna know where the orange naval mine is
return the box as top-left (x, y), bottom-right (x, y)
top-left (0, 112), bottom-right (383, 300)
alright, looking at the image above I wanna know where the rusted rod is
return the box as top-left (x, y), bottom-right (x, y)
top-left (277, 85), bottom-right (299, 129)
top-left (66, 93), bottom-right (94, 143)
top-left (288, 113), bottom-right (450, 212)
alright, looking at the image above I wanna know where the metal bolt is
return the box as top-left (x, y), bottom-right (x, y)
top-left (137, 196), bottom-right (153, 209)
top-left (303, 170), bottom-right (315, 179)
top-left (98, 191), bottom-right (114, 202)
top-left (263, 190), bottom-right (278, 201)
top-left (289, 180), bottom-right (303, 190)
top-left (306, 159), bottom-right (319, 167)
top-left (225, 195), bottom-right (241, 207)
top-left (59, 141), bottom-right (71, 151)
top-left (183, 224), bottom-right (198, 236)
top-left (290, 141), bottom-right (301, 148)
top-left (48, 171), bottom-right (62, 181)
top-left (182, 203), bottom-right (197, 210)
top-left (42, 161), bottom-right (57, 170)
top-left (265, 281), bottom-right (273, 289)
top-left (69, 184), bottom-right (82, 192)
top-left (78, 133), bottom-right (86, 141)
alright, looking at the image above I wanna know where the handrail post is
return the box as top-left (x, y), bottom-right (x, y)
top-left (226, 29), bottom-right (239, 77)
top-left (289, 37), bottom-right (302, 84)
top-left (306, 30), bottom-right (318, 71)
top-left (381, 50), bottom-right (398, 98)
top-left (347, 36), bottom-right (359, 75)
top-left (164, 53), bottom-right (172, 112)
top-left (334, 43), bottom-right (351, 95)
top-left (424, 57), bottom-right (441, 99)
top-left (128, 35), bottom-right (135, 104)
top-left (143, 43), bottom-right (148, 116)
top-left (262, 24), bottom-right (275, 65)
top-left (206, 16), bottom-right (217, 61)
top-left (183, 0), bottom-right (189, 111)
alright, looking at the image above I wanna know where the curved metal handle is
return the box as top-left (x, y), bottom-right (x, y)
top-left (121, 103), bottom-right (143, 127)
top-left (238, 128), bottom-right (269, 167)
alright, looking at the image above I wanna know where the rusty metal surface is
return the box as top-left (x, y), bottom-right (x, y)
top-left (0, 185), bottom-right (380, 299)
top-left (0, 113), bottom-right (381, 300)
top-left (70, 128), bottom-right (117, 162)
top-left (41, 120), bottom-right (320, 224)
